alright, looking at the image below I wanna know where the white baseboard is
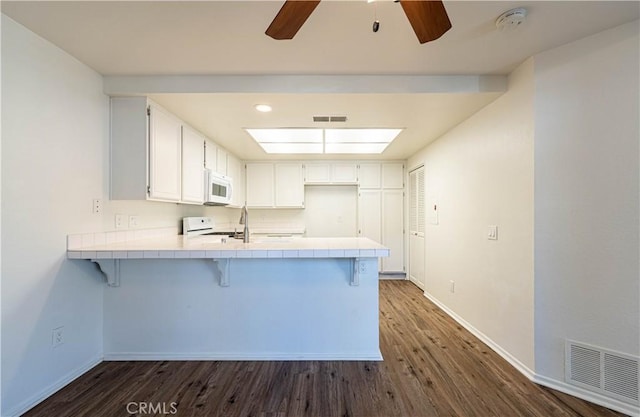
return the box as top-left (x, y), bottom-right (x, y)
top-left (3, 356), bottom-right (103, 417)
top-left (408, 276), bottom-right (425, 290)
top-left (533, 374), bottom-right (639, 417)
top-left (424, 291), bottom-right (639, 417)
top-left (104, 351), bottom-right (383, 361)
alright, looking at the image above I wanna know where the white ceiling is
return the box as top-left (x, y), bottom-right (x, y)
top-left (3, 1), bottom-right (638, 160)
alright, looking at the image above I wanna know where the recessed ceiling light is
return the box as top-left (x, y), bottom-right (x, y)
top-left (254, 104), bottom-right (272, 113)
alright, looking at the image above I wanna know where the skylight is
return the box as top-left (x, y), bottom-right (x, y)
top-left (244, 128), bottom-right (402, 154)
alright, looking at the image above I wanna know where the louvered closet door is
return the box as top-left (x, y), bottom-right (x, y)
top-left (409, 166), bottom-right (425, 289)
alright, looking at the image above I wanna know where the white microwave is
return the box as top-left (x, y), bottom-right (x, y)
top-left (204, 170), bottom-right (233, 205)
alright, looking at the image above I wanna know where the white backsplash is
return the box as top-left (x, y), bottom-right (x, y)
top-left (216, 208), bottom-right (306, 234)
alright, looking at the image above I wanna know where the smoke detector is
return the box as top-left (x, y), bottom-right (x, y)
top-left (495, 8), bottom-right (527, 32)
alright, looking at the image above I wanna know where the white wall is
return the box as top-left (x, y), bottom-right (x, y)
top-left (304, 186), bottom-right (358, 237)
top-left (1, 15), bottom-right (107, 415)
top-left (0, 15), bottom-right (221, 415)
top-left (533, 19), bottom-right (639, 380)
top-left (407, 59), bottom-right (535, 372)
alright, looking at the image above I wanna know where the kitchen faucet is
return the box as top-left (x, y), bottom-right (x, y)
top-left (239, 205), bottom-right (250, 243)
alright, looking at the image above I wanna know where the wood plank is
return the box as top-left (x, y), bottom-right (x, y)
top-left (23, 281), bottom-right (623, 417)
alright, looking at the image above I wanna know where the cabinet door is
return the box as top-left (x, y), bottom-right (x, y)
top-left (358, 163), bottom-right (381, 189)
top-left (275, 163), bottom-right (304, 207)
top-left (359, 190), bottom-right (382, 272)
top-left (358, 190), bottom-right (382, 243)
top-left (332, 163), bottom-right (358, 183)
top-left (181, 126), bottom-right (205, 204)
top-left (226, 154), bottom-right (244, 207)
top-left (246, 163), bottom-right (274, 207)
top-left (304, 163), bottom-right (331, 183)
top-left (149, 104), bottom-right (182, 202)
top-left (382, 163), bottom-right (404, 189)
top-left (382, 189), bottom-right (404, 273)
top-left (216, 147), bottom-right (228, 175)
top-left (205, 139), bottom-right (217, 172)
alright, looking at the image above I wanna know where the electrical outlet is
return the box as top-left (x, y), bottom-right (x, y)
top-left (115, 214), bottom-right (127, 229)
top-left (129, 216), bottom-right (139, 228)
top-left (450, 280), bottom-right (455, 293)
top-left (52, 327), bottom-right (64, 348)
top-left (488, 225), bottom-right (498, 240)
top-left (359, 262), bottom-right (367, 274)
top-left (92, 199), bottom-right (102, 214)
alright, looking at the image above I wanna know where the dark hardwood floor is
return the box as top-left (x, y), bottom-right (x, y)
top-left (24, 281), bottom-right (621, 417)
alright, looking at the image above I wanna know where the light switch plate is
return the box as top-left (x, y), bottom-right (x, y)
top-left (488, 225), bottom-right (498, 240)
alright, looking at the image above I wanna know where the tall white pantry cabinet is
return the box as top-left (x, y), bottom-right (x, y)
top-left (358, 163), bottom-right (405, 273)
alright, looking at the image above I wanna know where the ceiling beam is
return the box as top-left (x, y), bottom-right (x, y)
top-left (103, 75), bottom-right (506, 96)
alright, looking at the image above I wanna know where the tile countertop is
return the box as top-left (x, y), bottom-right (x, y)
top-left (67, 235), bottom-right (390, 260)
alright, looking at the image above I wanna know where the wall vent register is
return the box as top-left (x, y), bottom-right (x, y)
top-left (565, 340), bottom-right (639, 406)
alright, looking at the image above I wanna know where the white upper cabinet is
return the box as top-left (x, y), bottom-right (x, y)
top-left (111, 97), bottom-right (189, 202)
top-left (205, 139), bottom-right (217, 172)
top-left (358, 163), bottom-right (381, 189)
top-left (245, 163), bottom-right (275, 207)
top-left (181, 125), bottom-right (205, 205)
top-left (331, 163), bottom-right (358, 183)
top-left (226, 153), bottom-right (244, 207)
top-left (304, 163), bottom-right (331, 183)
top-left (304, 162), bottom-right (358, 184)
top-left (216, 147), bottom-right (228, 176)
top-left (275, 163), bottom-right (304, 208)
top-left (246, 162), bottom-right (304, 208)
top-left (111, 97), bottom-right (182, 202)
top-left (148, 102), bottom-right (182, 202)
top-left (382, 163), bottom-right (404, 189)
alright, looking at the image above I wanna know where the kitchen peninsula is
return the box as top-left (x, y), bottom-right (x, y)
top-left (68, 232), bottom-right (388, 361)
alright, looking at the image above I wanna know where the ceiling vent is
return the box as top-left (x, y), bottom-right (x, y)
top-left (313, 115), bottom-right (347, 123)
top-left (566, 340), bottom-right (639, 406)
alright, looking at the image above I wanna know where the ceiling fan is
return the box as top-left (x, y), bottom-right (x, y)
top-left (265, 0), bottom-right (452, 44)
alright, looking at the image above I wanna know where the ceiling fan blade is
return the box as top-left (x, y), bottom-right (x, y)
top-left (400, 0), bottom-right (452, 44)
top-left (266, 0), bottom-right (321, 40)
